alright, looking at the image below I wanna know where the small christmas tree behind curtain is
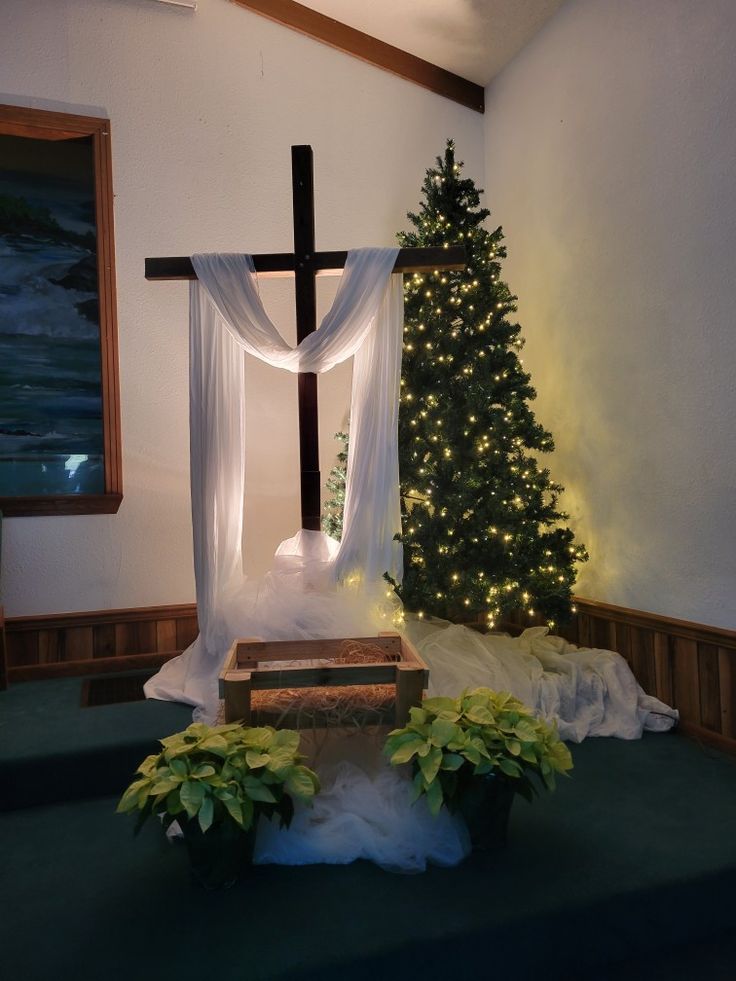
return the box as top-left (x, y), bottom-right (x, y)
top-left (391, 140), bottom-right (587, 627)
top-left (322, 431), bottom-right (349, 541)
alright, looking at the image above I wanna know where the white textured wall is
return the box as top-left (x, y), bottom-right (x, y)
top-left (0, 0), bottom-right (483, 615)
top-left (484, 0), bottom-right (736, 629)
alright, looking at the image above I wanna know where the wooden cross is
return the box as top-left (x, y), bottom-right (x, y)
top-left (146, 145), bottom-right (465, 531)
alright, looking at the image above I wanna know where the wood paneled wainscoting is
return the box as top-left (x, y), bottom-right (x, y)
top-left (3, 599), bottom-right (736, 753)
top-left (3, 604), bottom-right (198, 683)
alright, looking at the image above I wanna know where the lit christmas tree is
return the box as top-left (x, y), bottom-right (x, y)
top-left (391, 140), bottom-right (587, 627)
top-left (321, 430), bottom-right (348, 541)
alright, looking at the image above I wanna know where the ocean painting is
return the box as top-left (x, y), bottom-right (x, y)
top-left (0, 132), bottom-right (104, 497)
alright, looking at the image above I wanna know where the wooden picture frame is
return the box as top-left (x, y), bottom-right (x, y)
top-left (0, 104), bottom-right (122, 516)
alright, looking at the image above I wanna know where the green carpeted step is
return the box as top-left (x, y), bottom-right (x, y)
top-left (0, 673), bottom-right (193, 810)
top-left (0, 733), bottom-right (735, 980)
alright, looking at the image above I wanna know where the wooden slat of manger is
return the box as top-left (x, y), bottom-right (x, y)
top-left (228, 663), bottom-right (399, 690)
top-left (395, 661), bottom-right (426, 726)
top-left (234, 634), bottom-right (404, 666)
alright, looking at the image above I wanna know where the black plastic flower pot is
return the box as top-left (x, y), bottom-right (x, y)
top-left (180, 818), bottom-right (256, 890)
top-left (457, 775), bottom-right (515, 851)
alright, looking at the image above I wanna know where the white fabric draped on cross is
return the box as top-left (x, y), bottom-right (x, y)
top-left (145, 247), bottom-right (404, 716)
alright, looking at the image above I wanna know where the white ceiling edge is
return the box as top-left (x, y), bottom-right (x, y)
top-left (296, 0), bottom-right (567, 87)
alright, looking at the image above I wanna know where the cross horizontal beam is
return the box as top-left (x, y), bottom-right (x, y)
top-left (144, 246), bottom-right (465, 281)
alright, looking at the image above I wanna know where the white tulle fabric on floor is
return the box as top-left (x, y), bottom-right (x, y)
top-left (254, 739), bottom-right (470, 872)
top-left (255, 761), bottom-right (470, 872)
top-left (145, 248), bottom-right (405, 720)
top-left (405, 619), bottom-right (678, 742)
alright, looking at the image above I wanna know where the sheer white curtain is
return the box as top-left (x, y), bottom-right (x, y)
top-left (145, 248), bottom-right (403, 717)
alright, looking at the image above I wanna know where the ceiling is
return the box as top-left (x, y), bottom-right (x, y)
top-left (297, 0), bottom-right (567, 86)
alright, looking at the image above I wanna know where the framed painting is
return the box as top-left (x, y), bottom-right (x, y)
top-left (0, 104), bottom-right (122, 516)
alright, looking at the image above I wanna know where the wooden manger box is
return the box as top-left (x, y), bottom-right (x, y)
top-left (218, 631), bottom-right (428, 728)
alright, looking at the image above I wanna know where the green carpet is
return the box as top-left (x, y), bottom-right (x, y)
top-left (1, 732), bottom-right (735, 980)
top-left (0, 673), bottom-right (192, 809)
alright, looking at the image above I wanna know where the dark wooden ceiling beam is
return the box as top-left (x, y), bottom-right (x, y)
top-left (231, 0), bottom-right (484, 113)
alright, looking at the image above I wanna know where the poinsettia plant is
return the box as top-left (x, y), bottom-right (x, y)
top-left (117, 722), bottom-right (319, 834)
top-left (384, 688), bottom-right (573, 815)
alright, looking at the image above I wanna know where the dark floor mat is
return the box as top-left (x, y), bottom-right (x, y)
top-left (81, 672), bottom-right (153, 707)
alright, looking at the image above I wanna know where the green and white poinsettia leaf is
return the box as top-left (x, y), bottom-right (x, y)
top-left (163, 743), bottom-right (199, 760)
top-left (461, 689), bottom-right (492, 707)
top-left (202, 773), bottom-right (226, 788)
top-left (165, 789), bottom-right (185, 815)
top-left (464, 704), bottom-right (494, 725)
top-left (497, 757), bottom-right (522, 778)
top-left (410, 770), bottom-right (425, 804)
top-left (285, 765), bottom-right (319, 801)
top-left (198, 734), bottom-right (229, 756)
top-left (548, 740), bottom-right (573, 772)
top-left (388, 735), bottom-right (427, 765)
top-left (430, 718), bottom-right (459, 747)
top-left (221, 796), bottom-right (244, 827)
top-left (447, 733), bottom-right (468, 752)
top-left (242, 727), bottom-right (273, 749)
top-left (386, 728), bottom-right (425, 749)
top-left (513, 721), bottom-right (538, 741)
top-left (242, 776), bottom-right (277, 803)
top-left (159, 732), bottom-right (188, 750)
top-left (213, 722), bottom-right (247, 735)
top-left (138, 754), bottom-right (161, 776)
top-left (418, 745), bottom-right (443, 785)
top-left (198, 795), bottom-right (214, 833)
top-left (116, 778), bottom-right (150, 813)
top-left (185, 722), bottom-right (209, 736)
top-left (425, 775), bottom-right (444, 816)
top-left (408, 706), bottom-right (429, 725)
top-left (150, 776), bottom-right (181, 796)
top-left (191, 763), bottom-right (216, 779)
top-left (268, 746), bottom-right (302, 770)
top-left (422, 696), bottom-right (459, 715)
top-left (270, 729), bottom-right (300, 752)
top-left (168, 758), bottom-right (188, 778)
top-left (180, 779), bottom-right (206, 818)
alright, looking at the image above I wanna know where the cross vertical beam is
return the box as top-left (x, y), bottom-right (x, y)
top-left (291, 145), bottom-right (321, 531)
